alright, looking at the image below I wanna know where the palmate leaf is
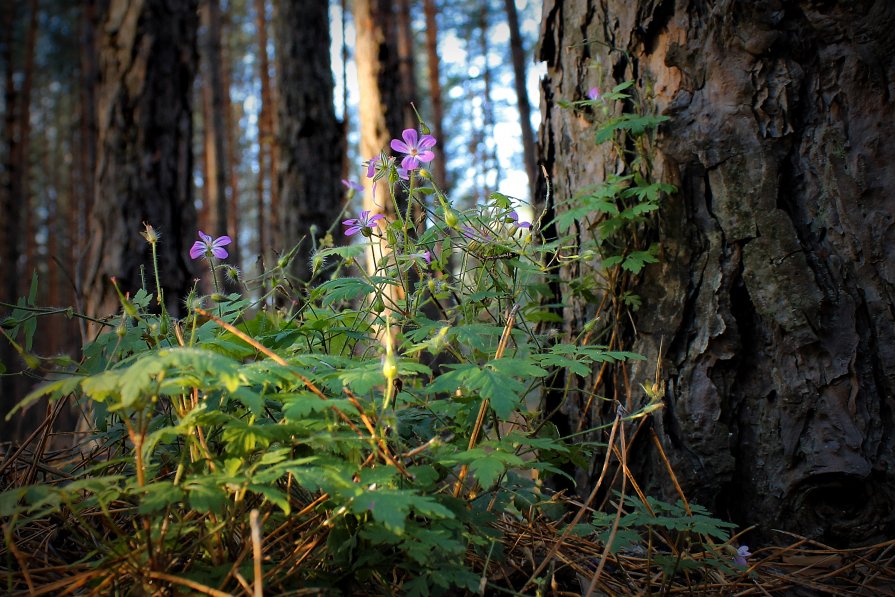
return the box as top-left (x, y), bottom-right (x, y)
top-left (595, 113), bottom-right (669, 143)
top-left (621, 248), bottom-right (660, 274)
top-left (315, 278), bottom-right (377, 306)
top-left (351, 489), bottom-right (454, 534)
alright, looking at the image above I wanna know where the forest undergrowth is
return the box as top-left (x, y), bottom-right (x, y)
top-left (1, 80), bottom-right (893, 596)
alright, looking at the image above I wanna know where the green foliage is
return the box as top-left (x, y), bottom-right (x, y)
top-left (0, 76), bottom-right (737, 596)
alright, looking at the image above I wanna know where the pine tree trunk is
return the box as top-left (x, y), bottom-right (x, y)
top-left (85, 0), bottom-right (199, 321)
top-left (200, 0), bottom-right (229, 239)
top-left (538, 0), bottom-right (895, 544)
top-left (18, 0), bottom-right (39, 297)
top-left (422, 0), bottom-right (447, 191)
top-left (354, 0), bottom-right (406, 225)
top-left (0, 1), bottom-right (21, 434)
top-left (254, 0), bottom-right (272, 263)
top-left (274, 0), bottom-right (343, 284)
top-left (220, 7), bottom-right (240, 269)
top-left (77, 0), bottom-right (99, 324)
top-left (396, 0), bottom-right (417, 130)
top-left (503, 0), bottom-right (536, 203)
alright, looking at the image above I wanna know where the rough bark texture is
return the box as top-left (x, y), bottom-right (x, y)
top-left (85, 0), bottom-right (199, 320)
top-left (539, 0), bottom-right (895, 544)
top-left (274, 0), bottom-right (343, 284)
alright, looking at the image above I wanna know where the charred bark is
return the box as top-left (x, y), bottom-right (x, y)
top-left (538, 0), bottom-right (895, 545)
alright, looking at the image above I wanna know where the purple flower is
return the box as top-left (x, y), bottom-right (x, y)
top-left (390, 128), bottom-right (436, 172)
top-left (508, 211), bottom-right (531, 229)
top-left (190, 231), bottom-right (231, 260)
top-left (410, 250), bottom-right (432, 265)
top-left (587, 87), bottom-right (601, 101)
top-left (342, 179), bottom-right (363, 192)
top-left (733, 545), bottom-right (751, 568)
top-left (461, 225), bottom-right (492, 243)
top-left (365, 156), bottom-right (381, 179)
top-left (343, 210), bottom-right (384, 236)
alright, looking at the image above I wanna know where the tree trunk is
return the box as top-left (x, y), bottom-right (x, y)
top-left (477, 5), bottom-right (498, 202)
top-left (18, 0), bottom-right (38, 297)
top-left (422, 0), bottom-right (447, 191)
top-left (539, 0), bottom-right (895, 545)
top-left (0, 1), bottom-right (21, 435)
top-left (274, 0), bottom-right (343, 285)
top-left (77, 0), bottom-right (99, 323)
top-left (354, 0), bottom-right (406, 228)
top-left (254, 0), bottom-right (272, 263)
top-left (200, 0), bottom-right (229, 239)
top-left (503, 0), bottom-right (536, 203)
top-left (220, 6), bottom-right (240, 269)
top-left (85, 0), bottom-right (199, 320)
top-left (396, 0), bottom-right (417, 130)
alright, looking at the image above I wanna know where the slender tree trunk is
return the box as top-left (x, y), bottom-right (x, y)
top-left (254, 0), bottom-right (272, 262)
top-left (477, 4), bottom-right (498, 200)
top-left (423, 0), bottom-right (447, 191)
top-left (2, 1), bottom-right (20, 308)
top-left (396, 0), bottom-right (417, 129)
top-left (77, 0), bottom-right (99, 323)
top-left (18, 0), bottom-right (39, 296)
top-left (274, 0), bottom-right (343, 286)
top-left (200, 0), bottom-right (229, 239)
top-left (0, 1), bottom-right (21, 434)
top-left (354, 0), bottom-right (406, 225)
top-left (85, 0), bottom-right (199, 321)
top-left (539, 0), bottom-right (895, 545)
top-left (220, 6), bottom-right (240, 269)
top-left (503, 0), bottom-right (536, 203)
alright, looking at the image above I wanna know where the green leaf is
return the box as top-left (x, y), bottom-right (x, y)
top-left (248, 484), bottom-right (291, 514)
top-left (316, 278), bottom-right (376, 306)
top-left (139, 482), bottom-right (185, 514)
top-left (488, 358), bottom-right (549, 379)
top-left (470, 457), bottom-right (505, 489)
top-left (317, 245), bottom-right (367, 262)
top-left (185, 478), bottom-right (228, 513)
top-left (622, 249), bottom-right (660, 274)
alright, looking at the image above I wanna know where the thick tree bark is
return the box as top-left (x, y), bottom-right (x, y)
top-left (539, 0), bottom-right (895, 544)
top-left (85, 0), bottom-right (199, 320)
top-left (503, 0), bottom-right (537, 202)
top-left (422, 0), bottom-right (447, 191)
top-left (200, 0), bottom-right (229, 239)
top-left (274, 0), bottom-right (343, 285)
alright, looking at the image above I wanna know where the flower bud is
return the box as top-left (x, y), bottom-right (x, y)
top-left (444, 208), bottom-right (459, 229)
top-left (382, 352), bottom-right (398, 382)
top-left (141, 222), bottom-right (160, 245)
